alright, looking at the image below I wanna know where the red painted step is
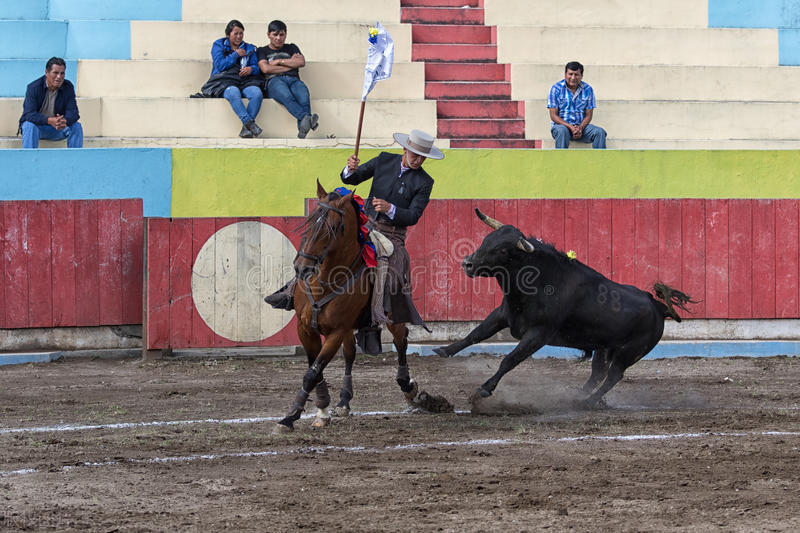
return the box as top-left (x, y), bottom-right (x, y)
top-left (425, 62), bottom-right (508, 81)
top-left (413, 43), bottom-right (496, 62)
top-left (450, 139), bottom-right (539, 149)
top-left (438, 118), bottom-right (526, 139)
top-left (412, 24), bottom-right (493, 44)
top-left (437, 100), bottom-right (523, 119)
top-left (426, 81), bottom-right (510, 99)
top-left (402, 0), bottom-right (480, 7)
top-left (402, 7), bottom-right (485, 25)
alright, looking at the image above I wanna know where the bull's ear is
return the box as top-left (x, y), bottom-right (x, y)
top-left (475, 208), bottom-right (504, 230)
top-left (516, 238), bottom-right (535, 253)
top-left (316, 179), bottom-right (328, 200)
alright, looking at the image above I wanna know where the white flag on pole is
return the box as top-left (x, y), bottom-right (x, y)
top-left (362, 22), bottom-right (394, 101)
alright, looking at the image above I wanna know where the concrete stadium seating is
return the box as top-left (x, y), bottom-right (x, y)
top-left (485, 0), bottom-right (707, 28)
top-left (76, 60), bottom-right (424, 100)
top-left (181, 0), bottom-right (400, 24)
top-left (131, 22), bottom-right (411, 62)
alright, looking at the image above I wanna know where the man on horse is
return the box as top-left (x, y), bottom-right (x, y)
top-left (265, 129), bottom-right (444, 353)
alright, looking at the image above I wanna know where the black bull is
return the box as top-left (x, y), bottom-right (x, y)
top-left (434, 208), bottom-right (695, 406)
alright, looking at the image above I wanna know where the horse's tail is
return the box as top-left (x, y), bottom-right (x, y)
top-left (652, 281), bottom-right (699, 323)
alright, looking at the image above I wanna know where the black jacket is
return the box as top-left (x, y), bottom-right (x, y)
top-left (341, 152), bottom-right (434, 228)
top-left (19, 75), bottom-right (80, 128)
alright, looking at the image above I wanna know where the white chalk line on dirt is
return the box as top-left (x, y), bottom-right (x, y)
top-left (2, 431), bottom-right (798, 479)
top-left (0, 409), bottom-right (470, 436)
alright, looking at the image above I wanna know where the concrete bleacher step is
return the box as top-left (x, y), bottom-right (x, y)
top-left (180, 0), bottom-right (401, 23)
top-left (526, 100), bottom-right (800, 141)
top-left (99, 98), bottom-right (436, 139)
top-left (437, 100), bottom-right (523, 119)
top-left (0, 97), bottom-right (436, 139)
top-left (402, 6), bottom-right (485, 25)
top-left (450, 138), bottom-right (536, 149)
top-left (412, 43), bottom-right (497, 62)
top-left (425, 62), bottom-right (508, 81)
top-left (0, 136), bottom-right (451, 150)
top-left (538, 139), bottom-right (800, 150)
top-left (498, 27), bottom-right (778, 67)
top-left (0, 97), bottom-right (102, 136)
top-left (412, 24), bottom-right (493, 43)
top-left (439, 118), bottom-right (525, 139)
top-left (484, 0), bottom-right (706, 28)
top-left (425, 81), bottom-right (510, 99)
top-left (404, 0), bottom-right (480, 7)
top-left (131, 21), bottom-right (412, 62)
top-left (75, 60), bottom-right (425, 100)
top-left (512, 63), bottom-right (800, 102)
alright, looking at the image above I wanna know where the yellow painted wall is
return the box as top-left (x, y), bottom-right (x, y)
top-left (172, 148), bottom-right (800, 217)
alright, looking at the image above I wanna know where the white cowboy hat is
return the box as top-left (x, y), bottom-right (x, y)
top-left (393, 129), bottom-right (444, 160)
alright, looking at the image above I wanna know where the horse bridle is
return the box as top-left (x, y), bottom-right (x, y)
top-left (294, 201), bottom-right (346, 275)
top-left (295, 200), bottom-right (368, 333)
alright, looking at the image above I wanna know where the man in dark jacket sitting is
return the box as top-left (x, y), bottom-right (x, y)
top-left (19, 57), bottom-right (83, 148)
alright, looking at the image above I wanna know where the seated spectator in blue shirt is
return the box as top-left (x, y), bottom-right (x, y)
top-left (257, 20), bottom-right (319, 139)
top-left (19, 57), bottom-right (83, 149)
top-left (211, 20), bottom-right (264, 138)
top-left (547, 61), bottom-right (606, 149)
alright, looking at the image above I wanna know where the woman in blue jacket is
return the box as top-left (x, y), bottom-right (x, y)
top-left (211, 20), bottom-right (263, 138)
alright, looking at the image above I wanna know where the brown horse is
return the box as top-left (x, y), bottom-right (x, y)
top-left (274, 181), bottom-right (449, 432)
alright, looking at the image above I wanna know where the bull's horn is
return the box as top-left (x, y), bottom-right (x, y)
top-left (517, 238), bottom-right (535, 253)
top-left (475, 208), bottom-right (504, 230)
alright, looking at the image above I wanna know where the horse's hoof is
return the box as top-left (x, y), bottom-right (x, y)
top-left (469, 387), bottom-right (492, 404)
top-left (273, 423), bottom-right (293, 434)
top-left (311, 416), bottom-right (330, 428)
top-left (433, 347), bottom-right (450, 358)
top-left (331, 406), bottom-right (351, 417)
top-left (403, 380), bottom-right (420, 404)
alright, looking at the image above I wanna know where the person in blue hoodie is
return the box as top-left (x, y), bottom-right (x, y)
top-left (19, 57), bottom-right (83, 148)
top-left (211, 20), bottom-right (264, 138)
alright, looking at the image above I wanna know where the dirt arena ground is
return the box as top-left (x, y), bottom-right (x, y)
top-left (1, 352), bottom-right (799, 532)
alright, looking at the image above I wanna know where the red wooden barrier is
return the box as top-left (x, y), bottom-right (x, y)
top-left (0, 199), bottom-right (143, 329)
top-left (141, 199), bottom-right (800, 349)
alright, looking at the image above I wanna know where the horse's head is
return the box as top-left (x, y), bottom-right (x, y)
top-left (294, 180), bottom-right (356, 280)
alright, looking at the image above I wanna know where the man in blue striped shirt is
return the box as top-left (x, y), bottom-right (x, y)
top-left (547, 61), bottom-right (607, 149)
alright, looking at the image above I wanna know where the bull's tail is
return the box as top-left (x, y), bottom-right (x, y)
top-left (653, 282), bottom-right (698, 323)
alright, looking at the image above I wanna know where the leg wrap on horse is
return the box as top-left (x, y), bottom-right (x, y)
top-left (302, 363), bottom-right (323, 393)
top-left (288, 388), bottom-right (311, 418)
top-left (339, 375), bottom-right (353, 402)
top-left (314, 379), bottom-right (330, 409)
top-left (396, 364), bottom-right (413, 393)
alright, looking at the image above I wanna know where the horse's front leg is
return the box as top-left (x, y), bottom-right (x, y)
top-left (332, 332), bottom-right (356, 417)
top-left (387, 323), bottom-right (454, 414)
top-left (276, 330), bottom-right (345, 433)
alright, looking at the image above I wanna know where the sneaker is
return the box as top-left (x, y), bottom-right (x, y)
top-left (246, 120), bottom-right (262, 137)
top-left (297, 114), bottom-right (312, 139)
top-left (239, 125), bottom-right (254, 138)
top-left (310, 113), bottom-right (319, 131)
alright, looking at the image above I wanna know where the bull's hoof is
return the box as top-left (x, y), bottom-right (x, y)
top-left (469, 387), bottom-right (492, 404)
top-left (331, 406), bottom-right (351, 417)
top-left (433, 347), bottom-right (450, 358)
top-left (311, 416), bottom-right (331, 428)
top-left (273, 422), bottom-right (293, 434)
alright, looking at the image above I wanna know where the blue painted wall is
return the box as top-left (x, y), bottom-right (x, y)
top-left (48, 0), bottom-right (182, 21)
top-left (0, 0), bottom-right (48, 20)
top-left (0, 21), bottom-right (67, 58)
top-left (709, 0), bottom-right (800, 28)
top-left (0, 149), bottom-right (173, 217)
top-left (0, 59), bottom-right (78, 97)
top-left (66, 21), bottom-right (130, 59)
top-left (709, 0), bottom-right (800, 64)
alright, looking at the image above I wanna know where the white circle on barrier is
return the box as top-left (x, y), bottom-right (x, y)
top-left (191, 221), bottom-right (296, 342)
